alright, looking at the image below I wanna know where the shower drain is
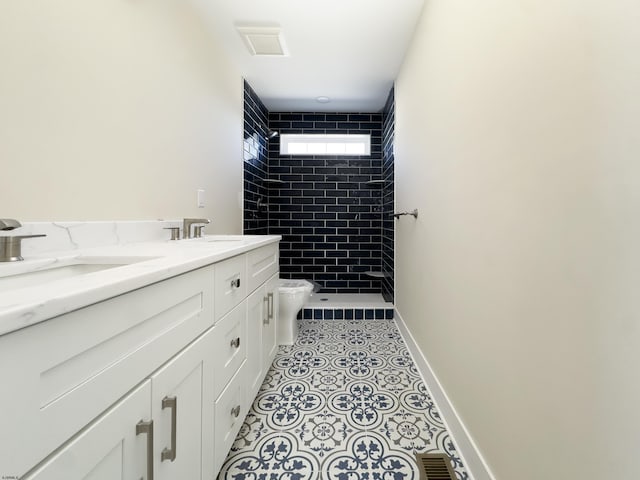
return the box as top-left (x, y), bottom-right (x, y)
top-left (415, 453), bottom-right (456, 480)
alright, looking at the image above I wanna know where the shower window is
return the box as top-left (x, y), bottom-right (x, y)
top-left (279, 134), bottom-right (370, 156)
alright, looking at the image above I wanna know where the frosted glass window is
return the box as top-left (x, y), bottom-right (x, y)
top-left (280, 134), bottom-right (371, 156)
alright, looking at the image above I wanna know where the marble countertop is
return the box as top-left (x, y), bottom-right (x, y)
top-left (0, 235), bottom-right (281, 336)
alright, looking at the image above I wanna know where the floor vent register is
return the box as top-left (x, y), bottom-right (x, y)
top-left (415, 453), bottom-right (457, 480)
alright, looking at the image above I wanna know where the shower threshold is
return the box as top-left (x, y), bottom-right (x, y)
top-left (301, 293), bottom-right (394, 320)
top-left (306, 293), bottom-right (390, 308)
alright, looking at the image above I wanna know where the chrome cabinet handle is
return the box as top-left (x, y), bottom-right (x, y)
top-left (161, 396), bottom-right (177, 462)
top-left (267, 292), bottom-right (274, 320)
top-left (230, 278), bottom-right (241, 289)
top-left (230, 337), bottom-right (241, 348)
top-left (263, 296), bottom-right (269, 325)
top-left (136, 420), bottom-right (154, 480)
top-left (231, 405), bottom-right (241, 418)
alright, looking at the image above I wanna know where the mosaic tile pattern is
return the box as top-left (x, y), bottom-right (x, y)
top-left (218, 320), bottom-right (469, 480)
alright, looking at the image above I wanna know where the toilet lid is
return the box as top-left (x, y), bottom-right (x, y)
top-left (279, 279), bottom-right (313, 293)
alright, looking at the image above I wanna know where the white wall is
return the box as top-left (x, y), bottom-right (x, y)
top-left (395, 0), bottom-right (640, 478)
top-left (0, 0), bottom-right (243, 232)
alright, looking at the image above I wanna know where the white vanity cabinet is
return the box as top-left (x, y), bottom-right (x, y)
top-left (149, 325), bottom-right (216, 480)
top-left (0, 239), bottom-right (280, 480)
top-left (0, 265), bottom-right (215, 479)
top-left (211, 243), bottom-right (279, 473)
top-left (24, 326), bottom-right (216, 480)
top-left (24, 381), bottom-right (152, 480)
top-left (246, 273), bottom-right (280, 401)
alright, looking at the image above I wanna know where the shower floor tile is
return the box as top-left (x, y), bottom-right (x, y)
top-left (217, 320), bottom-right (470, 480)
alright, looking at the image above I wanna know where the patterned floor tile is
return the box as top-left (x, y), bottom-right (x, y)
top-left (274, 350), bottom-right (330, 378)
top-left (255, 380), bottom-right (324, 430)
top-left (294, 409), bottom-right (355, 458)
top-left (414, 432), bottom-right (470, 480)
top-left (322, 431), bottom-right (418, 480)
top-left (377, 407), bottom-right (447, 452)
top-left (230, 411), bottom-right (269, 453)
top-left (400, 379), bottom-right (447, 428)
top-left (218, 320), bottom-right (470, 480)
top-left (328, 380), bottom-right (397, 430)
top-left (331, 350), bottom-right (387, 378)
top-left (309, 366), bottom-right (349, 394)
top-left (373, 366), bottom-right (421, 395)
top-left (219, 432), bottom-right (320, 480)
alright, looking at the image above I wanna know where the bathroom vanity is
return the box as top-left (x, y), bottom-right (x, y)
top-left (0, 224), bottom-right (280, 480)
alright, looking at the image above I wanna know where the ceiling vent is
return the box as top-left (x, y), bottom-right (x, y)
top-left (237, 26), bottom-right (289, 56)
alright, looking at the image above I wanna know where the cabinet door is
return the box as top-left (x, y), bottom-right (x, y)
top-left (150, 327), bottom-right (215, 480)
top-left (214, 364), bottom-right (247, 474)
top-left (246, 288), bottom-right (265, 400)
top-left (23, 381), bottom-right (151, 480)
top-left (263, 273), bottom-right (279, 367)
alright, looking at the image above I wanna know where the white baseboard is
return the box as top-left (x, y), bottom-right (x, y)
top-left (394, 309), bottom-right (497, 480)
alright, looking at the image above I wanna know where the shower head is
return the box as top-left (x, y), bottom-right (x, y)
top-left (267, 130), bottom-right (279, 139)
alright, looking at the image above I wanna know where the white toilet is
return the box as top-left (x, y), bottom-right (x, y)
top-left (278, 279), bottom-right (314, 345)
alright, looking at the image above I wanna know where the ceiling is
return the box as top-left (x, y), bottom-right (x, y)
top-left (192, 0), bottom-right (425, 113)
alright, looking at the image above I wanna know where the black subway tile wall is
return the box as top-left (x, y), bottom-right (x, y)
top-left (382, 87), bottom-right (395, 302)
top-left (268, 111), bottom-right (384, 293)
top-left (243, 80), bottom-right (270, 234)
top-left (242, 81), bottom-right (396, 298)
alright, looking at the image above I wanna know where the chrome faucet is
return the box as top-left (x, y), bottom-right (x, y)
top-left (0, 219), bottom-right (47, 261)
top-left (182, 218), bottom-right (210, 239)
top-left (0, 218), bottom-right (21, 231)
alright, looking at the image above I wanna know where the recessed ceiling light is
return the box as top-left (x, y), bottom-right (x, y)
top-left (316, 96), bottom-right (331, 103)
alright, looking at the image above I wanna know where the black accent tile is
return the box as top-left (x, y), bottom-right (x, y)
top-left (242, 100), bottom-right (394, 295)
top-left (365, 309), bottom-right (374, 320)
top-left (355, 309), bottom-right (363, 320)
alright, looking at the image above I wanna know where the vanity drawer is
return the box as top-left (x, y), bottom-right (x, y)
top-left (214, 254), bottom-right (247, 322)
top-left (212, 301), bottom-right (247, 398)
top-left (247, 243), bottom-right (279, 294)
top-left (214, 363), bottom-right (247, 474)
top-left (0, 265), bottom-right (215, 478)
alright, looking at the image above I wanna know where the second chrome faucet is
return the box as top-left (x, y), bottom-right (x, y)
top-left (182, 218), bottom-right (210, 239)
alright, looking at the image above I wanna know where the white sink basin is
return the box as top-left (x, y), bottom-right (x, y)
top-left (0, 256), bottom-right (158, 291)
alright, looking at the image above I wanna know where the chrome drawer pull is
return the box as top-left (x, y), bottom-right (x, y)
top-left (231, 405), bottom-right (241, 418)
top-left (161, 396), bottom-right (177, 462)
top-left (136, 420), bottom-right (154, 480)
top-left (230, 337), bottom-right (241, 348)
top-left (263, 296), bottom-right (269, 325)
top-left (267, 292), bottom-right (274, 320)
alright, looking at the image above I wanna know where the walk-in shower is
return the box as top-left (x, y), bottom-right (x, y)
top-left (243, 80), bottom-right (395, 306)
